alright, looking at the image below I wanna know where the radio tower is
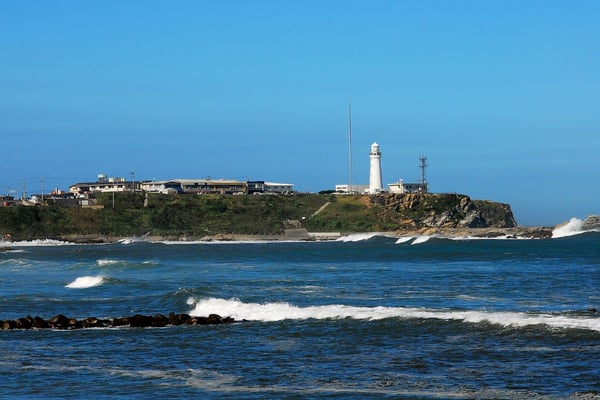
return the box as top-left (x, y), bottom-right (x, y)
top-left (419, 155), bottom-right (428, 192)
top-left (347, 102), bottom-right (353, 194)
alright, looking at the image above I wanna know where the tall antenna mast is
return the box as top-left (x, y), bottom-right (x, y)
top-left (348, 102), bottom-right (353, 194)
top-left (419, 155), bottom-right (428, 191)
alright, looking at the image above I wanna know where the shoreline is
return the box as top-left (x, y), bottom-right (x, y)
top-left (0, 226), bottom-right (558, 246)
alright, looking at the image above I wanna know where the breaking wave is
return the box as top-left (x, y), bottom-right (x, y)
top-left (187, 297), bottom-right (600, 332)
top-left (552, 218), bottom-right (586, 238)
top-left (337, 233), bottom-right (389, 242)
top-left (65, 275), bottom-right (106, 289)
top-left (411, 235), bottom-right (432, 245)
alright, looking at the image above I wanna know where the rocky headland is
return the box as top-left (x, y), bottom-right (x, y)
top-left (0, 192), bottom-right (589, 242)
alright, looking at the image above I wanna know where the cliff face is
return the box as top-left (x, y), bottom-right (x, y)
top-left (371, 193), bottom-right (517, 229)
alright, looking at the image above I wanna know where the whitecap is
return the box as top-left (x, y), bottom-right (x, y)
top-left (97, 259), bottom-right (120, 266)
top-left (188, 297), bottom-right (600, 332)
top-left (65, 275), bottom-right (105, 289)
top-left (394, 236), bottom-right (413, 244)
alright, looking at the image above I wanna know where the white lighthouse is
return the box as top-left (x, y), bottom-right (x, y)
top-left (368, 142), bottom-right (383, 194)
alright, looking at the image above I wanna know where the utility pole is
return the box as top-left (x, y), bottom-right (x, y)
top-left (21, 180), bottom-right (27, 200)
top-left (40, 176), bottom-right (44, 204)
top-left (130, 171), bottom-right (135, 192)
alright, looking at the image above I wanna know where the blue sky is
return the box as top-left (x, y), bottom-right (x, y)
top-left (1, 1), bottom-right (599, 226)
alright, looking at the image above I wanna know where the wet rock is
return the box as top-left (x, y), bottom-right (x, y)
top-left (152, 314), bottom-right (169, 327)
top-left (2, 320), bottom-right (17, 330)
top-left (48, 314), bottom-right (70, 329)
top-left (169, 312), bottom-right (189, 325)
top-left (111, 317), bottom-right (130, 327)
top-left (0, 313), bottom-right (235, 330)
top-left (16, 316), bottom-right (33, 329)
top-left (207, 314), bottom-right (224, 324)
top-left (128, 314), bottom-right (154, 328)
top-left (33, 316), bottom-right (50, 329)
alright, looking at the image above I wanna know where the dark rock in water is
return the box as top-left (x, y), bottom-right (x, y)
top-left (207, 314), bottom-right (224, 324)
top-left (2, 320), bottom-right (17, 330)
top-left (48, 314), bottom-right (70, 329)
top-left (111, 317), bottom-right (130, 327)
top-left (152, 314), bottom-right (169, 327)
top-left (16, 316), bottom-right (33, 329)
top-left (0, 313), bottom-right (235, 330)
top-left (128, 314), bottom-right (154, 328)
top-left (69, 318), bottom-right (82, 329)
top-left (169, 313), bottom-right (192, 325)
top-left (33, 316), bottom-right (50, 329)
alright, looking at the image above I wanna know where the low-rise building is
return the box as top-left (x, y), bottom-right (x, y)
top-left (139, 180), bottom-right (182, 194)
top-left (388, 179), bottom-right (428, 194)
top-left (335, 184), bottom-right (369, 194)
top-left (264, 182), bottom-right (294, 193)
top-left (70, 175), bottom-right (293, 196)
top-left (70, 174), bottom-right (137, 195)
top-left (178, 179), bottom-right (246, 194)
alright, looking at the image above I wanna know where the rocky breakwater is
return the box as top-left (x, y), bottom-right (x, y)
top-left (1, 313), bottom-right (234, 330)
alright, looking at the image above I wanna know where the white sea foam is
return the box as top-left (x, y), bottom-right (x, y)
top-left (337, 232), bottom-right (387, 242)
top-left (394, 236), bottom-right (413, 244)
top-left (118, 237), bottom-right (146, 245)
top-left (188, 297), bottom-right (600, 332)
top-left (0, 239), bottom-right (73, 247)
top-left (552, 217), bottom-right (585, 238)
top-left (65, 275), bottom-right (105, 289)
top-left (157, 239), bottom-right (300, 245)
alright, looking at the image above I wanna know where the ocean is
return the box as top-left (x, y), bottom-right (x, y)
top-left (1, 220), bottom-right (599, 399)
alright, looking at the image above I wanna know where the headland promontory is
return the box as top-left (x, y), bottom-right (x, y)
top-left (0, 192), bottom-right (556, 242)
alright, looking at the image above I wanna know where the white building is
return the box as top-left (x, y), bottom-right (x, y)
top-left (388, 179), bottom-right (428, 194)
top-left (335, 184), bottom-right (369, 194)
top-left (69, 174), bottom-right (135, 194)
top-left (263, 182), bottom-right (294, 193)
top-left (139, 180), bottom-right (182, 194)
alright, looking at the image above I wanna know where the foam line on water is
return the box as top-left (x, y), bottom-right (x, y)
top-left (188, 297), bottom-right (600, 332)
top-left (0, 239), bottom-right (74, 247)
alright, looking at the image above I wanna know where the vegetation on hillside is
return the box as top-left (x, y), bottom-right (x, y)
top-left (0, 192), bottom-right (516, 241)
